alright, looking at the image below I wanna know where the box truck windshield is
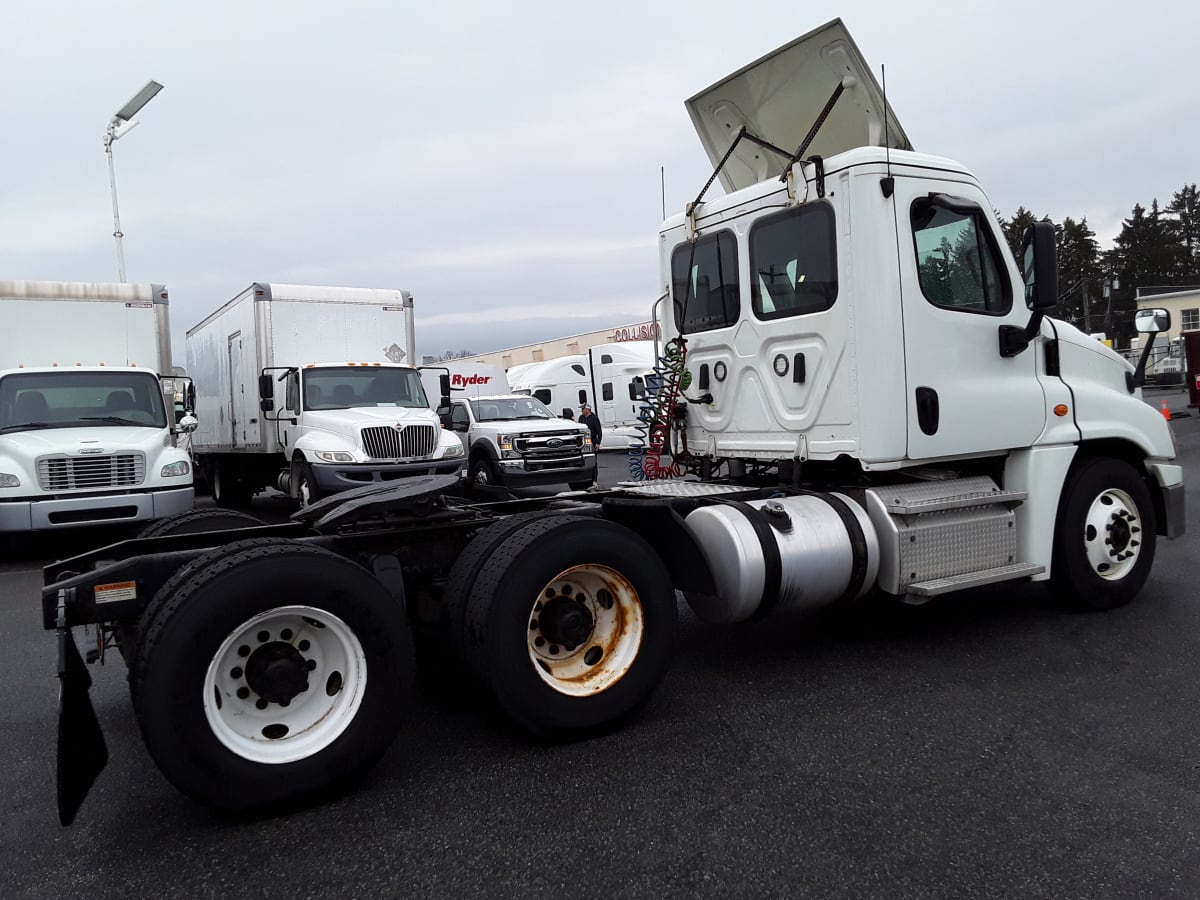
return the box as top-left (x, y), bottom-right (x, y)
top-left (302, 367), bottom-right (429, 411)
top-left (0, 370), bottom-right (168, 432)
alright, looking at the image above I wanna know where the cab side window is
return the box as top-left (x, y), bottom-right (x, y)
top-left (672, 230), bottom-right (740, 334)
top-left (911, 196), bottom-right (1011, 315)
top-left (284, 372), bottom-right (299, 412)
top-left (749, 203), bottom-right (837, 319)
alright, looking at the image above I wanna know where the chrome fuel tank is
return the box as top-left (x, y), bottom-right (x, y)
top-left (682, 493), bottom-right (879, 623)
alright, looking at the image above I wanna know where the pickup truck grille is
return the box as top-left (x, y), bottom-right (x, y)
top-left (514, 431), bottom-right (586, 461)
top-left (361, 425), bottom-right (437, 460)
top-left (37, 453), bottom-right (146, 491)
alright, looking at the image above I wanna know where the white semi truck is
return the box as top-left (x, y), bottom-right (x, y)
top-left (507, 342), bottom-right (656, 450)
top-left (185, 283), bottom-right (464, 507)
top-left (44, 20), bottom-right (1184, 826)
top-left (0, 280), bottom-right (194, 540)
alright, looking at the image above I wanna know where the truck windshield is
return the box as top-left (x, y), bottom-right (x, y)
top-left (0, 371), bottom-right (168, 433)
top-left (302, 367), bottom-right (428, 411)
top-left (469, 397), bottom-right (557, 422)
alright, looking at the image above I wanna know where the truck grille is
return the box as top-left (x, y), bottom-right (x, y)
top-left (514, 431), bottom-right (586, 461)
top-left (361, 425), bottom-right (437, 459)
top-left (37, 453), bottom-right (146, 491)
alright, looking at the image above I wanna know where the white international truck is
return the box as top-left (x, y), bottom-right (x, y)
top-left (421, 363), bottom-right (598, 490)
top-left (0, 280), bottom-right (194, 541)
top-left (185, 283), bottom-right (464, 507)
top-left (44, 20), bottom-right (1184, 827)
top-left (507, 341), bottom-right (657, 450)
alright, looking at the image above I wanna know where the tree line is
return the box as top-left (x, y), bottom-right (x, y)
top-left (998, 183), bottom-right (1198, 347)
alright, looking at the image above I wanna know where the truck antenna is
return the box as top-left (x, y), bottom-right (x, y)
top-left (880, 63), bottom-right (895, 199)
top-left (661, 166), bottom-right (666, 220)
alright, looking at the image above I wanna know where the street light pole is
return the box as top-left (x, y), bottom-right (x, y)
top-left (103, 80), bottom-right (163, 283)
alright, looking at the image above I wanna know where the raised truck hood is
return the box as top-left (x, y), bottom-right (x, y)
top-left (686, 18), bottom-right (912, 193)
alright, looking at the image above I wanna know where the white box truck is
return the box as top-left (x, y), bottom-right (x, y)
top-left (185, 283), bottom-right (464, 507)
top-left (507, 341), bottom-right (657, 449)
top-left (420, 363), bottom-right (597, 490)
top-left (45, 20), bottom-right (1185, 826)
top-left (0, 280), bottom-right (194, 538)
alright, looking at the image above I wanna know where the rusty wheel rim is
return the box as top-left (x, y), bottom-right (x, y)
top-left (526, 564), bottom-right (645, 696)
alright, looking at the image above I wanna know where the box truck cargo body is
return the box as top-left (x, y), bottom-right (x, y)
top-left (186, 283), bottom-right (463, 507)
top-left (0, 280), bottom-right (194, 534)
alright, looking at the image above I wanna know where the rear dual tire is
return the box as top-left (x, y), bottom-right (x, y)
top-left (452, 516), bottom-right (677, 736)
top-left (133, 539), bottom-right (414, 812)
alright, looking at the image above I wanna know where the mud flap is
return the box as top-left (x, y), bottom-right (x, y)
top-left (56, 626), bottom-right (107, 826)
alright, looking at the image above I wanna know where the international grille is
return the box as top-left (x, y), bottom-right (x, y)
top-left (37, 453), bottom-right (146, 491)
top-left (360, 425), bottom-right (437, 459)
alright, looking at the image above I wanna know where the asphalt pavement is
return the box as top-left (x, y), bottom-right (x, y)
top-left (2, 407), bottom-right (1199, 899)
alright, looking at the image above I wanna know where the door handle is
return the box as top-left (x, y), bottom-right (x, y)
top-left (915, 386), bottom-right (939, 435)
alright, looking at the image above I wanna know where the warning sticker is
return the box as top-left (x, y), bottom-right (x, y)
top-left (95, 581), bottom-right (137, 604)
top-left (124, 302), bottom-right (153, 309)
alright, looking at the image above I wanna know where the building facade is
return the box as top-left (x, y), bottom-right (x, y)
top-left (443, 320), bottom-right (662, 370)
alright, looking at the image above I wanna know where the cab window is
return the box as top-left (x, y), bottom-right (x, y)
top-left (672, 230), bottom-right (739, 334)
top-left (911, 196), bottom-right (1011, 314)
top-left (450, 403), bottom-right (471, 429)
top-left (749, 204), bottom-right (838, 319)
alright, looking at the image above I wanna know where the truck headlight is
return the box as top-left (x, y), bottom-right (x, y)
top-left (582, 434), bottom-right (594, 450)
top-left (442, 441), bottom-right (463, 458)
top-left (315, 451), bottom-right (355, 463)
top-left (160, 461), bottom-right (190, 478)
top-left (497, 435), bottom-right (519, 459)
top-left (0, 473), bottom-right (20, 488)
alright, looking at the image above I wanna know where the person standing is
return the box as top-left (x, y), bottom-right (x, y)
top-left (578, 404), bottom-right (602, 448)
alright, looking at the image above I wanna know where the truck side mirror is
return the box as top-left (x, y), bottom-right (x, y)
top-left (260, 397), bottom-right (275, 412)
top-left (438, 373), bottom-right (451, 413)
top-left (1020, 221), bottom-right (1058, 310)
top-left (1134, 307), bottom-right (1170, 334)
top-left (257, 373), bottom-right (274, 400)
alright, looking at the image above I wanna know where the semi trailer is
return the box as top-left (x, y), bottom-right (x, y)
top-left (0, 280), bottom-right (195, 541)
top-left (44, 19), bottom-right (1183, 826)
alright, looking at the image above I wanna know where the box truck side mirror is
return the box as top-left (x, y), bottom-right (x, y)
top-left (1134, 307), bottom-right (1170, 334)
top-left (258, 373), bottom-right (274, 400)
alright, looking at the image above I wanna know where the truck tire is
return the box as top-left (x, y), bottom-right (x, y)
top-left (1049, 457), bottom-right (1157, 611)
top-left (469, 456), bottom-right (502, 487)
top-left (443, 513), bottom-right (586, 666)
top-left (462, 517), bottom-right (677, 736)
top-left (132, 539), bottom-right (415, 812)
top-left (211, 462), bottom-right (253, 509)
top-left (294, 463), bottom-right (323, 508)
top-left (138, 508), bottom-right (266, 538)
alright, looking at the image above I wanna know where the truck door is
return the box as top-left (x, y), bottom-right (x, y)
top-left (592, 350), bottom-right (618, 427)
top-left (227, 332), bottom-right (242, 446)
top-left (895, 184), bottom-right (1045, 458)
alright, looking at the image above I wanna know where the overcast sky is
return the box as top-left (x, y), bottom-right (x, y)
top-left (1, 0), bottom-right (1195, 363)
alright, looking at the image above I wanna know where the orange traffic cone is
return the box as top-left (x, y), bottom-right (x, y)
top-left (1161, 400), bottom-right (1172, 421)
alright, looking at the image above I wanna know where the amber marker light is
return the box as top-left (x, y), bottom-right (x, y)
top-left (1054, 404), bottom-right (1069, 417)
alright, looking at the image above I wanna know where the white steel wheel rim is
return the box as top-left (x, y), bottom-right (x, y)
top-left (203, 605), bottom-right (367, 764)
top-left (526, 564), bottom-right (645, 697)
top-left (1083, 487), bottom-right (1143, 581)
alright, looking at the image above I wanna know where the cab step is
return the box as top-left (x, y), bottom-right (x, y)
top-left (905, 562), bottom-right (1045, 598)
top-left (882, 475), bottom-right (1027, 515)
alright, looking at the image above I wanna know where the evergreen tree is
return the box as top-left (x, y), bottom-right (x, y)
top-left (998, 207), bottom-right (1040, 261)
top-left (1054, 217), bottom-right (1103, 331)
top-left (1164, 183), bottom-right (1200, 279)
